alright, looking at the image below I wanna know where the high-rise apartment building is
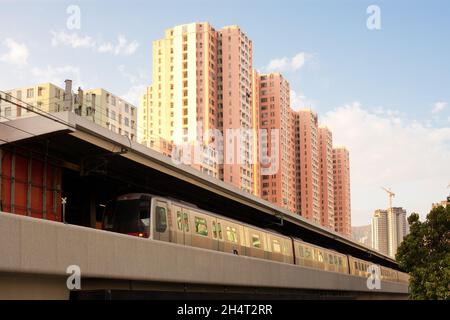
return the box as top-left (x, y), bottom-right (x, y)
top-left (219, 25), bottom-right (258, 195)
top-left (139, 22), bottom-right (220, 177)
top-left (371, 207), bottom-right (408, 258)
top-left (318, 126), bottom-right (334, 229)
top-left (259, 73), bottom-right (295, 212)
top-left (294, 109), bottom-right (320, 223)
top-left (139, 22), bottom-right (260, 195)
top-left (136, 22), bottom-right (352, 232)
top-left (371, 209), bottom-right (388, 255)
top-left (0, 82), bottom-right (137, 141)
top-left (387, 207), bottom-right (408, 257)
top-left (333, 147), bottom-right (351, 237)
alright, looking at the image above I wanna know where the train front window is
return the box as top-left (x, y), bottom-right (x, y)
top-left (155, 206), bottom-right (167, 232)
top-left (102, 196), bottom-right (150, 238)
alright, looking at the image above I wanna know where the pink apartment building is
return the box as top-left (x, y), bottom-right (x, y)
top-left (333, 147), bottom-right (351, 237)
top-left (219, 25), bottom-right (259, 195)
top-left (259, 73), bottom-right (296, 213)
top-left (139, 22), bottom-right (351, 236)
top-left (295, 109), bottom-right (321, 223)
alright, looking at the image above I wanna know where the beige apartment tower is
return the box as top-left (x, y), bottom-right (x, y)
top-left (139, 22), bottom-right (220, 177)
top-left (371, 209), bottom-right (388, 255)
top-left (371, 207), bottom-right (408, 258)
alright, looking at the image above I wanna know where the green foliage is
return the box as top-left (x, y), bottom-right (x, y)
top-left (396, 205), bottom-right (450, 300)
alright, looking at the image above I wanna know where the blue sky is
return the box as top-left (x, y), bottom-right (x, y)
top-left (1, 0), bottom-right (449, 226)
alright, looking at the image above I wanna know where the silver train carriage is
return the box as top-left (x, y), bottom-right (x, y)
top-left (102, 193), bottom-right (409, 283)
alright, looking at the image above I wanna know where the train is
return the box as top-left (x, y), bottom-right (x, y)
top-left (102, 193), bottom-right (409, 284)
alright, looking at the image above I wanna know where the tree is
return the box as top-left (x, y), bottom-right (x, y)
top-left (396, 205), bottom-right (450, 300)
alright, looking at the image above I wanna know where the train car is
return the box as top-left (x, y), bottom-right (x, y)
top-left (380, 265), bottom-right (399, 283)
top-left (102, 193), bottom-right (294, 264)
top-left (348, 255), bottom-right (372, 279)
top-left (293, 239), bottom-right (348, 274)
top-left (102, 193), bottom-right (409, 283)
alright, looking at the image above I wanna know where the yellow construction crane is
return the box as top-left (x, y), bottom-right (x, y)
top-left (381, 187), bottom-right (395, 210)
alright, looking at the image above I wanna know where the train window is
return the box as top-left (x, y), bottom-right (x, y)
top-left (305, 248), bottom-right (312, 259)
top-left (195, 217), bottom-right (208, 236)
top-left (226, 226), bottom-right (237, 243)
top-left (298, 245), bottom-right (304, 257)
top-left (183, 212), bottom-right (190, 232)
top-left (155, 206), bottom-right (167, 232)
top-left (317, 251), bottom-right (324, 262)
top-left (328, 254), bottom-right (334, 264)
top-left (139, 202), bottom-right (150, 227)
top-left (273, 239), bottom-right (281, 253)
top-left (176, 212), bottom-right (183, 231)
top-left (212, 221), bottom-right (217, 239)
top-left (252, 234), bottom-right (261, 248)
top-left (317, 251), bottom-right (323, 262)
top-left (217, 223), bottom-right (223, 240)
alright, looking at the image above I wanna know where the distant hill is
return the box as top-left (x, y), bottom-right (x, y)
top-left (352, 225), bottom-right (372, 247)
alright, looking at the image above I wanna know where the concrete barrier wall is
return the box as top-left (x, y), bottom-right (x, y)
top-left (0, 212), bottom-right (409, 299)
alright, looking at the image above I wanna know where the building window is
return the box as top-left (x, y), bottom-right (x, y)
top-left (27, 88), bottom-right (34, 98)
top-left (4, 107), bottom-right (12, 117)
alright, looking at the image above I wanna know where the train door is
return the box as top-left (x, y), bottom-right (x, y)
top-left (245, 227), bottom-right (265, 259)
top-left (190, 210), bottom-right (214, 250)
top-left (172, 205), bottom-right (184, 245)
top-left (283, 238), bottom-right (295, 264)
top-left (211, 218), bottom-right (224, 252)
top-left (267, 234), bottom-right (283, 262)
top-left (222, 221), bottom-right (241, 255)
top-left (152, 200), bottom-right (170, 242)
top-left (182, 207), bottom-right (192, 246)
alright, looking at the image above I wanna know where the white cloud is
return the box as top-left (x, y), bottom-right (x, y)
top-left (432, 101), bottom-right (447, 114)
top-left (0, 38), bottom-right (29, 66)
top-left (122, 84), bottom-right (146, 106)
top-left (322, 102), bottom-right (450, 225)
top-left (30, 65), bottom-right (82, 87)
top-left (50, 30), bottom-right (139, 56)
top-left (266, 52), bottom-right (312, 72)
top-left (290, 89), bottom-right (316, 110)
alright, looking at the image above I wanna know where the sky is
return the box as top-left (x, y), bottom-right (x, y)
top-left (1, 0), bottom-right (449, 226)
